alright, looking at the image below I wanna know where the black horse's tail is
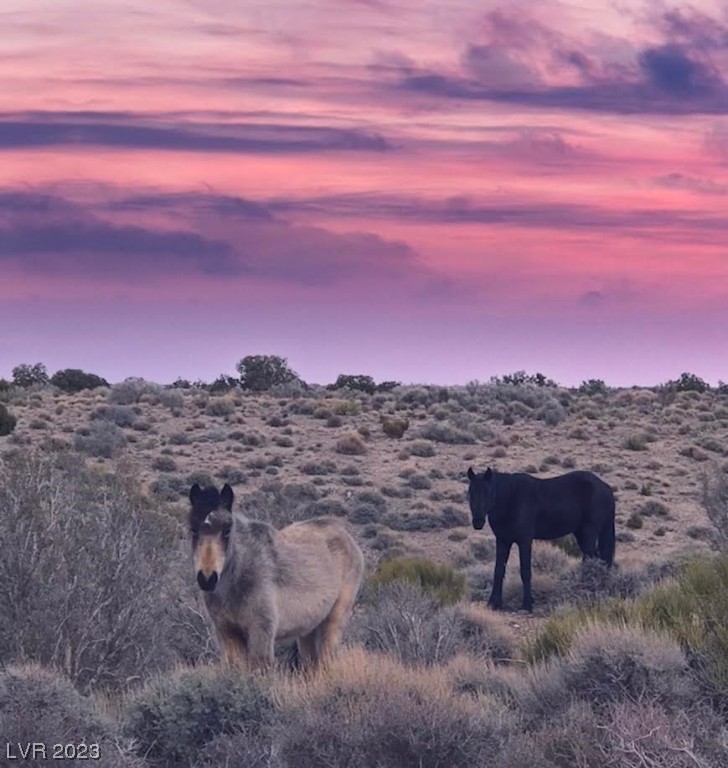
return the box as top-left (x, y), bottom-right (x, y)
top-left (597, 499), bottom-right (616, 567)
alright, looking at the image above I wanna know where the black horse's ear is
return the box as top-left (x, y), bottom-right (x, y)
top-left (189, 483), bottom-right (202, 505)
top-left (220, 483), bottom-right (234, 511)
top-left (484, 467), bottom-right (493, 480)
top-left (467, 467), bottom-right (476, 481)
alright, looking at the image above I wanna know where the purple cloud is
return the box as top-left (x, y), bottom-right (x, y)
top-left (0, 112), bottom-right (392, 153)
top-left (0, 188), bottom-right (419, 286)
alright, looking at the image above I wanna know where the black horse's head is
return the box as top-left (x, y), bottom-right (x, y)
top-left (467, 466), bottom-right (495, 530)
top-left (189, 482), bottom-right (234, 592)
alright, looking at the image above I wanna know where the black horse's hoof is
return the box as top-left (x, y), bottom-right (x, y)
top-left (487, 599), bottom-right (503, 611)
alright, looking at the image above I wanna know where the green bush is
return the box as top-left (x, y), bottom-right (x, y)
top-left (525, 556), bottom-right (728, 709)
top-left (330, 374), bottom-right (377, 394)
top-left (50, 368), bottom-right (109, 393)
top-left (368, 556), bottom-right (467, 606)
top-left (74, 420), bottom-right (127, 458)
top-left (123, 665), bottom-right (273, 768)
top-left (0, 403), bottom-right (17, 435)
top-left (236, 354), bottom-right (300, 392)
top-left (12, 362), bottom-right (49, 387)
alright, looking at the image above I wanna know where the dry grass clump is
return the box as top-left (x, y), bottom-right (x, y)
top-left (352, 583), bottom-right (517, 667)
top-left (272, 647), bottom-right (515, 768)
top-left (380, 414), bottom-right (410, 438)
top-left (123, 664), bottom-right (274, 768)
top-left (335, 432), bottom-right (367, 455)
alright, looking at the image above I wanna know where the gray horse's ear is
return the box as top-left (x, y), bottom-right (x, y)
top-left (484, 467), bottom-right (493, 480)
top-left (220, 483), bottom-right (234, 511)
top-left (467, 467), bottom-right (476, 481)
top-left (189, 483), bottom-right (202, 505)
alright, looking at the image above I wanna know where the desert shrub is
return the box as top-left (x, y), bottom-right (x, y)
top-left (551, 534), bottom-right (581, 558)
top-left (276, 649), bottom-right (514, 768)
top-left (74, 420), bottom-right (127, 458)
top-left (409, 439), bottom-right (436, 457)
top-left (368, 556), bottom-right (467, 606)
top-left (193, 729), bottom-right (278, 768)
top-left (594, 700), bottom-right (723, 768)
top-left (407, 472), bottom-right (432, 490)
top-left (152, 456), bottom-right (177, 472)
top-left (418, 422), bottom-right (475, 444)
top-left (300, 459), bottom-right (337, 475)
top-left (352, 583), bottom-right (516, 667)
top-left (12, 362), bottom-right (49, 387)
top-left (91, 404), bottom-right (137, 427)
top-left (669, 371), bottom-right (710, 393)
top-left (533, 624), bottom-right (696, 718)
top-left (535, 399), bottom-right (566, 426)
top-left (236, 354), bottom-right (300, 392)
top-left (578, 378), bottom-right (608, 395)
top-left (626, 511), bottom-right (644, 528)
top-left (527, 556), bottom-right (728, 710)
top-left (0, 664), bottom-right (140, 768)
top-left (381, 415), bottom-right (409, 438)
top-left (640, 499), bottom-right (670, 517)
top-left (124, 665), bottom-right (274, 768)
top-left (0, 449), bottom-right (179, 691)
top-left (702, 463), bottom-right (728, 550)
top-left (108, 377), bottom-right (161, 405)
top-left (205, 397), bottom-right (235, 417)
top-left (552, 559), bottom-right (646, 609)
top-left (335, 432), bottom-right (367, 455)
top-left (624, 433), bottom-right (648, 451)
top-left (207, 374), bottom-right (239, 393)
top-left (50, 368), bottom-right (109, 393)
top-left (331, 373), bottom-right (377, 394)
top-left (150, 474), bottom-right (187, 501)
top-left (0, 402), bottom-right (17, 435)
top-left (158, 388), bottom-right (184, 410)
top-left (239, 480), bottom-right (323, 527)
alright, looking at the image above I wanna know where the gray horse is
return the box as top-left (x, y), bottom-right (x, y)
top-left (189, 483), bottom-right (364, 670)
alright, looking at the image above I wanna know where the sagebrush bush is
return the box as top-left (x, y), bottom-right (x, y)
top-left (368, 556), bottom-right (467, 606)
top-left (239, 480), bottom-right (323, 527)
top-left (543, 624), bottom-right (695, 714)
top-left (0, 449), bottom-right (183, 691)
top-left (205, 397), bottom-right (235, 417)
top-left (0, 664), bottom-right (141, 768)
top-left (0, 402), bottom-right (17, 435)
top-left (352, 583), bottom-right (515, 667)
top-left (124, 665), bottom-right (274, 768)
top-left (275, 648), bottom-right (515, 768)
top-left (74, 420), bottom-right (127, 457)
top-left (702, 463), bottom-right (728, 550)
top-left (91, 404), bottom-right (137, 427)
top-left (335, 432), bottom-right (367, 455)
top-left (108, 377), bottom-right (161, 405)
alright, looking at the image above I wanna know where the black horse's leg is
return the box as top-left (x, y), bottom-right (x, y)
top-left (575, 525), bottom-right (598, 559)
top-left (518, 540), bottom-right (533, 612)
top-left (488, 538), bottom-right (511, 610)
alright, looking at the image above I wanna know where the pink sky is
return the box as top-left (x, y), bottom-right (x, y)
top-left (1, 0), bottom-right (728, 386)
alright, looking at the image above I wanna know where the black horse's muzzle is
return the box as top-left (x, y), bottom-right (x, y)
top-left (472, 518), bottom-right (485, 530)
top-left (197, 571), bottom-right (219, 591)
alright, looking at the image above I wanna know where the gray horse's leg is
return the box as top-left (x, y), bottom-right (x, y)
top-left (247, 623), bottom-right (275, 670)
top-left (315, 581), bottom-right (358, 664)
top-left (220, 632), bottom-right (248, 669)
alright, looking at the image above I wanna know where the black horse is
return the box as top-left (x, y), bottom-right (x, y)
top-left (467, 466), bottom-right (616, 612)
